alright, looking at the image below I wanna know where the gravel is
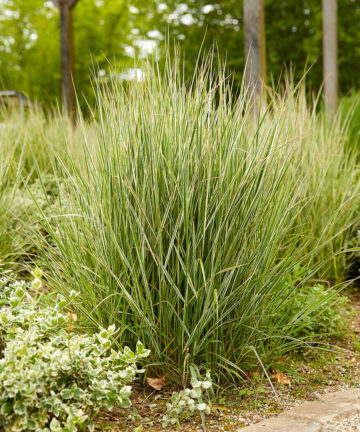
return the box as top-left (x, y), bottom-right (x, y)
top-left (323, 414), bottom-right (360, 431)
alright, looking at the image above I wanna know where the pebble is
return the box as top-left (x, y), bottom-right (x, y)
top-left (323, 414), bottom-right (360, 431)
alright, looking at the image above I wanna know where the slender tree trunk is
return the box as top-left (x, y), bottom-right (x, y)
top-left (322, 0), bottom-right (338, 114)
top-left (59, 0), bottom-right (75, 117)
top-left (243, 0), bottom-right (266, 99)
top-left (53, 0), bottom-right (78, 120)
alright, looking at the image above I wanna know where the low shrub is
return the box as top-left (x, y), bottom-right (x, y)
top-left (0, 271), bottom-right (150, 432)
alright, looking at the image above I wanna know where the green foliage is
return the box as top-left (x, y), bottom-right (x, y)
top-left (1, 0), bottom-right (360, 108)
top-left (341, 94), bottom-right (360, 153)
top-left (0, 271), bottom-right (150, 432)
top-left (163, 367), bottom-right (212, 430)
top-left (0, 176), bottom-right (56, 267)
top-left (279, 283), bottom-right (352, 339)
top-left (0, 108), bottom-right (79, 269)
top-left (28, 62), bottom-right (360, 382)
top-left (0, 0), bottom-right (61, 104)
top-left (140, 0), bottom-right (360, 93)
top-left (0, 0), bottom-right (150, 109)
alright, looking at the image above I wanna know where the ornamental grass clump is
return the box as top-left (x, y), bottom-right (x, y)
top-left (0, 107), bottom-right (76, 269)
top-left (32, 59), bottom-right (360, 382)
top-left (0, 271), bottom-right (149, 432)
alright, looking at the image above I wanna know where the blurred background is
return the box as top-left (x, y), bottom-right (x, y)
top-left (0, 0), bottom-right (359, 112)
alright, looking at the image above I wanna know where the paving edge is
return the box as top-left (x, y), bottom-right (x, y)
top-left (238, 387), bottom-right (360, 431)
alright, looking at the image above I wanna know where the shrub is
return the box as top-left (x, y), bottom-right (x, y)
top-left (0, 272), bottom-right (150, 432)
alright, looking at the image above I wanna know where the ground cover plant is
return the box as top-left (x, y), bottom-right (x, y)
top-left (0, 270), bottom-right (150, 431)
top-left (22, 60), bottom-right (360, 385)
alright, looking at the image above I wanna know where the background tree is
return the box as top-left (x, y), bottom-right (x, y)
top-left (0, 0), bottom-right (151, 108)
top-left (243, 0), bottom-right (266, 97)
top-left (0, 0), bottom-right (359, 108)
top-left (0, 0), bottom-right (61, 104)
top-left (52, 0), bottom-right (80, 119)
top-left (322, 0), bottom-right (338, 114)
top-left (139, 0), bottom-right (359, 92)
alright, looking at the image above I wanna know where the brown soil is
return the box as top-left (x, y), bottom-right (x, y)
top-left (96, 292), bottom-right (360, 432)
top-left (349, 290), bottom-right (360, 336)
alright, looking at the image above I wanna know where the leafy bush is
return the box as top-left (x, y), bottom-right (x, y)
top-left (0, 272), bottom-right (150, 432)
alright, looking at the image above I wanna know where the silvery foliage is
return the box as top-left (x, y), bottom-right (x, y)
top-left (162, 367), bottom-right (212, 429)
top-left (0, 271), bottom-right (150, 432)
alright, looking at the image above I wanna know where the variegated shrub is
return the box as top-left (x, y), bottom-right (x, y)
top-left (0, 271), bottom-right (149, 432)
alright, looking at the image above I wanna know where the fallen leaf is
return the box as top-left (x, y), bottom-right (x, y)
top-left (211, 406), bottom-right (229, 415)
top-left (146, 377), bottom-right (165, 391)
top-left (246, 370), bottom-right (261, 380)
top-left (351, 357), bottom-right (360, 367)
top-left (66, 313), bottom-right (78, 322)
top-left (272, 372), bottom-right (291, 385)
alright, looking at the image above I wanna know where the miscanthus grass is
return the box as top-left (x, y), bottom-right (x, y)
top-left (29, 62), bottom-right (360, 384)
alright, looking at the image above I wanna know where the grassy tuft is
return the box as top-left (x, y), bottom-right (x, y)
top-left (22, 61), bottom-right (360, 384)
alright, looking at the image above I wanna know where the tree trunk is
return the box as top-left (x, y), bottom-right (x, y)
top-left (322, 0), bottom-right (338, 114)
top-left (243, 0), bottom-right (266, 99)
top-left (58, 0), bottom-right (76, 120)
